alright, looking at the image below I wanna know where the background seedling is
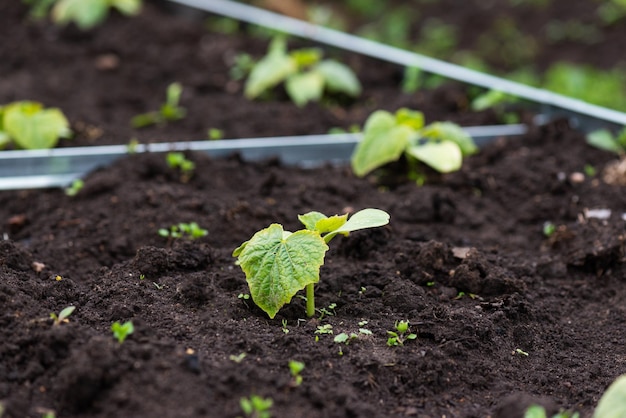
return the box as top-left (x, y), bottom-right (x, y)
top-left (240, 395), bottom-right (273, 418)
top-left (543, 221), bottom-right (556, 237)
top-left (525, 405), bottom-right (579, 418)
top-left (208, 128), bottom-right (224, 140)
top-left (351, 108), bottom-right (477, 180)
top-left (233, 208), bottom-right (389, 318)
top-left (50, 306), bottom-right (75, 326)
top-left (158, 222), bottom-right (207, 240)
top-left (229, 353), bottom-right (247, 363)
top-left (244, 36), bottom-right (361, 107)
top-left (132, 83), bottom-right (186, 128)
top-left (586, 127), bottom-right (626, 155)
top-left (0, 101), bottom-right (71, 150)
top-left (386, 320), bottom-right (417, 347)
top-left (165, 152), bottom-right (195, 182)
top-left (288, 360), bottom-right (305, 386)
top-left (64, 179), bottom-right (84, 197)
top-left (50, 0), bottom-right (141, 30)
top-left (111, 320), bottom-right (134, 343)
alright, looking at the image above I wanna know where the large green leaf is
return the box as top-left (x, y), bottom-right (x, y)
top-left (594, 374), bottom-right (626, 418)
top-left (406, 140), bottom-right (463, 173)
top-left (315, 59), bottom-right (362, 97)
top-left (3, 102), bottom-right (71, 150)
top-left (52, 0), bottom-right (109, 29)
top-left (285, 71), bottom-right (325, 107)
top-left (233, 224), bottom-right (328, 319)
top-left (420, 121), bottom-right (477, 156)
top-left (244, 49), bottom-right (296, 100)
top-left (351, 110), bottom-right (414, 177)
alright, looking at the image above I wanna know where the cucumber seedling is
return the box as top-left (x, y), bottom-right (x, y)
top-left (111, 320), bottom-right (134, 343)
top-left (132, 82), bottom-right (186, 128)
top-left (386, 320), bottom-right (417, 347)
top-left (50, 306), bottom-right (76, 326)
top-left (166, 152), bottom-right (195, 182)
top-left (351, 108), bottom-right (477, 182)
top-left (233, 208), bottom-right (390, 319)
top-left (240, 395), bottom-right (273, 418)
top-left (0, 101), bottom-right (71, 150)
top-left (158, 222), bottom-right (207, 240)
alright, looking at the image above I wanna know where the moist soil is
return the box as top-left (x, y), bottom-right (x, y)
top-left (2, 2), bottom-right (626, 418)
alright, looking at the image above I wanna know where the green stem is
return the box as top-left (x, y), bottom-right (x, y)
top-left (306, 283), bottom-right (315, 317)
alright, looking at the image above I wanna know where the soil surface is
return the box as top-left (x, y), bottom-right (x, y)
top-left (2, 2), bottom-right (626, 418)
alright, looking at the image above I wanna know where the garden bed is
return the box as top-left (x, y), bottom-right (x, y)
top-left (1, 1), bottom-right (626, 418)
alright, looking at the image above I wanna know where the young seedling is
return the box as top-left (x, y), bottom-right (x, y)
top-left (386, 320), bottom-right (417, 347)
top-left (51, 0), bottom-right (141, 30)
top-left (586, 127), bottom-right (626, 155)
top-left (524, 405), bottom-right (579, 418)
top-left (229, 353), bottom-right (247, 363)
top-left (543, 221), bottom-right (556, 237)
top-left (351, 108), bottom-right (477, 181)
top-left (244, 36), bottom-right (362, 107)
top-left (64, 179), bottom-right (84, 197)
top-left (50, 306), bottom-right (75, 326)
top-left (208, 128), bottom-right (224, 140)
top-left (315, 324), bottom-right (334, 335)
top-left (111, 320), bottom-right (134, 343)
top-left (288, 360), bottom-right (305, 386)
top-left (131, 82), bottom-right (186, 128)
top-left (233, 208), bottom-right (390, 319)
top-left (158, 222), bottom-right (207, 240)
top-left (0, 101), bottom-right (71, 150)
top-left (165, 152), bottom-right (195, 182)
top-left (240, 395), bottom-right (273, 418)
top-left (281, 319), bottom-right (289, 334)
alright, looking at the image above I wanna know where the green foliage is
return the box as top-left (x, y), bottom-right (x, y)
top-left (51, 0), bottom-right (141, 30)
top-left (111, 320), bottom-right (134, 343)
top-left (240, 395), bottom-right (273, 418)
top-left (586, 128), bottom-right (626, 155)
top-left (65, 179), bottom-right (84, 197)
top-left (0, 101), bottom-right (71, 150)
top-left (208, 128), bottom-right (224, 140)
top-left (542, 221), bottom-right (556, 237)
top-left (415, 18), bottom-right (458, 59)
top-left (524, 405), bottom-right (579, 418)
top-left (233, 209), bottom-right (389, 319)
top-left (166, 152), bottom-right (195, 182)
top-left (23, 0), bottom-right (57, 20)
top-left (594, 374), bottom-right (626, 418)
top-left (50, 306), bottom-right (76, 326)
top-left (351, 108), bottom-right (477, 178)
top-left (288, 360), bottom-right (305, 386)
top-left (597, 0), bottom-right (626, 25)
top-left (244, 37), bottom-right (361, 107)
top-left (158, 222), bottom-right (207, 240)
top-left (477, 18), bottom-right (538, 69)
top-left (132, 83), bottom-right (186, 128)
top-left (386, 320), bottom-right (417, 347)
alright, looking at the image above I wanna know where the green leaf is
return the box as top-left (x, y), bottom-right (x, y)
top-left (315, 214), bottom-right (349, 234)
top-left (3, 102), bottom-right (71, 150)
top-left (52, 0), bottom-right (109, 29)
top-left (244, 43), bottom-right (296, 99)
top-left (285, 71), bottom-right (325, 107)
top-left (586, 129), bottom-right (622, 154)
top-left (58, 306), bottom-right (76, 321)
top-left (471, 90), bottom-right (515, 111)
top-left (420, 122), bottom-right (477, 156)
top-left (290, 48), bottom-right (322, 68)
top-left (406, 140), bottom-right (463, 173)
top-left (111, 0), bottom-right (141, 15)
top-left (327, 208), bottom-right (389, 236)
top-left (524, 405), bottom-right (548, 418)
top-left (298, 211), bottom-right (328, 230)
top-left (233, 224), bottom-right (328, 318)
top-left (594, 374), bottom-right (626, 418)
top-left (351, 110), bottom-right (415, 177)
top-left (395, 108), bottom-right (425, 130)
top-left (315, 59), bottom-right (362, 97)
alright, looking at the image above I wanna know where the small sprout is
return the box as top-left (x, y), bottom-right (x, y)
top-left (153, 282), bottom-right (164, 290)
top-left (317, 302), bottom-right (337, 320)
top-left (208, 128), bottom-right (224, 140)
top-left (50, 306), bottom-right (75, 326)
top-left (358, 286), bottom-right (366, 295)
top-left (454, 291), bottom-right (478, 300)
top-left (64, 179), bottom-right (84, 197)
top-left (288, 360), bottom-right (305, 386)
top-left (515, 348), bottom-right (529, 357)
top-left (387, 320), bottom-right (417, 347)
top-left (126, 138), bottom-right (140, 154)
top-left (132, 83), bottom-right (186, 128)
top-left (315, 324), bottom-right (334, 335)
top-left (233, 208), bottom-right (389, 319)
top-left (334, 332), bottom-right (358, 344)
top-left (0, 101), bottom-right (71, 150)
top-left (584, 164), bottom-right (597, 177)
top-left (238, 293), bottom-right (250, 300)
top-left (543, 221), bottom-right (556, 237)
top-left (240, 395), bottom-right (273, 418)
top-left (111, 320), bottom-right (134, 343)
top-left (426, 281), bottom-right (436, 287)
top-left (358, 320), bottom-right (368, 327)
top-left (229, 353), bottom-right (247, 363)
top-left (281, 319), bottom-right (289, 334)
top-left (139, 274), bottom-right (145, 280)
top-left (165, 152), bottom-right (195, 182)
top-left (158, 222), bottom-right (207, 240)
top-left (358, 328), bottom-right (372, 335)
top-left (524, 404), bottom-right (579, 418)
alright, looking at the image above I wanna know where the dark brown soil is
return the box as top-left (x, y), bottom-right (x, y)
top-left (2, 2), bottom-right (626, 418)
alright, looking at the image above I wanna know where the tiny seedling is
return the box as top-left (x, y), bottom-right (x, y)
top-left (131, 83), bottom-right (186, 128)
top-left (158, 222), bottom-right (207, 240)
top-left (288, 360), bottom-right (305, 386)
top-left (543, 221), bottom-right (556, 237)
top-left (50, 306), bottom-right (75, 326)
top-left (586, 127), bottom-right (626, 155)
top-left (315, 324), bottom-right (334, 335)
top-left (317, 302), bottom-right (337, 320)
top-left (334, 332), bottom-right (358, 344)
top-left (524, 405), bottom-right (579, 418)
top-left (386, 320), bottom-right (417, 347)
top-left (208, 128), bottom-right (224, 140)
top-left (240, 395), bottom-right (273, 418)
top-left (233, 208), bottom-right (389, 319)
top-left (281, 319), bottom-right (289, 334)
top-left (111, 320), bottom-right (134, 343)
top-left (229, 353), bottom-right (247, 363)
top-left (244, 36), bottom-right (361, 107)
top-left (0, 101), bottom-right (71, 150)
top-left (351, 108), bottom-right (477, 180)
top-left (64, 179), bottom-right (84, 197)
top-left (165, 152), bottom-right (195, 182)
top-left (50, 0), bottom-right (141, 30)
top-left (514, 348), bottom-right (529, 357)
